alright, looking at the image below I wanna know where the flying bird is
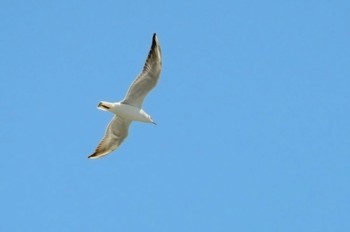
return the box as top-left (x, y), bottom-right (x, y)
top-left (88, 33), bottom-right (162, 159)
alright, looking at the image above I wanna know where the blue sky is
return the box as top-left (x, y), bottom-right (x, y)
top-left (1, 0), bottom-right (349, 231)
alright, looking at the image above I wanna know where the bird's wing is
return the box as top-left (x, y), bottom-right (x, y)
top-left (88, 116), bottom-right (132, 159)
top-left (122, 33), bottom-right (162, 108)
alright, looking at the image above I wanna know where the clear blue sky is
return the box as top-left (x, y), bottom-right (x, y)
top-left (1, 0), bottom-right (349, 231)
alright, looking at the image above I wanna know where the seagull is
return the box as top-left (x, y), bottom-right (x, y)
top-left (88, 33), bottom-right (162, 159)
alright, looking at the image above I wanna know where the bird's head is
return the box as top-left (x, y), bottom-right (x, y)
top-left (149, 116), bottom-right (157, 125)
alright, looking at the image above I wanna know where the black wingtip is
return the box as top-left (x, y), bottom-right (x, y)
top-left (88, 153), bottom-right (98, 159)
top-left (150, 33), bottom-right (159, 50)
top-left (152, 33), bottom-right (157, 43)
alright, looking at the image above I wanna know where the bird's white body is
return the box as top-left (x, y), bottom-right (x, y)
top-left (98, 101), bottom-right (153, 123)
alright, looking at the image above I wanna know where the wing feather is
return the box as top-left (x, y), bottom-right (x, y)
top-left (122, 33), bottom-right (162, 108)
top-left (88, 116), bottom-right (132, 159)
